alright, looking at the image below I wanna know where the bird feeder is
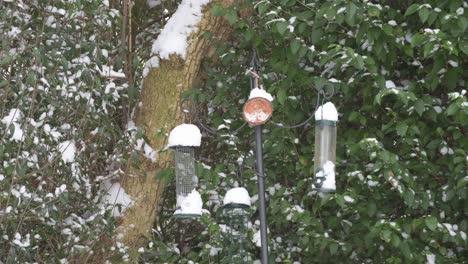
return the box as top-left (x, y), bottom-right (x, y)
top-left (168, 124), bottom-right (203, 218)
top-left (222, 187), bottom-right (251, 263)
top-left (312, 102), bottom-right (338, 193)
top-left (242, 88), bottom-right (273, 126)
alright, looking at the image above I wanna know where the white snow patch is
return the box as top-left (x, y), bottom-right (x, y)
top-left (58, 140), bottom-right (76, 163)
top-left (426, 254), bottom-right (435, 264)
top-left (143, 56), bottom-right (160, 78)
top-left (175, 189), bottom-right (203, 216)
top-left (253, 230), bottom-right (261, 247)
top-left (249, 88), bottom-right (274, 102)
top-left (147, 0), bottom-right (161, 8)
top-left (96, 65), bottom-right (126, 78)
top-left (448, 60), bottom-right (458, 67)
top-left (2, 108), bottom-right (23, 124)
top-left (168, 124), bottom-right (202, 147)
top-left (344, 195), bottom-right (355, 203)
top-left (315, 102), bottom-right (338, 121)
top-left (151, 0), bottom-right (210, 60)
top-left (2, 108), bottom-right (24, 141)
top-left (100, 180), bottom-right (133, 217)
top-left (223, 187), bottom-right (251, 206)
top-left (314, 161), bottom-right (336, 190)
top-left (385, 80), bottom-right (396, 89)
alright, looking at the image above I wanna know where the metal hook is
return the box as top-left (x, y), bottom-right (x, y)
top-left (321, 84), bottom-right (335, 99)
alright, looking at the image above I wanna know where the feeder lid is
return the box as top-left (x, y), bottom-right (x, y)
top-left (223, 187), bottom-right (251, 207)
top-left (168, 124), bottom-right (201, 148)
top-left (315, 102), bottom-right (338, 121)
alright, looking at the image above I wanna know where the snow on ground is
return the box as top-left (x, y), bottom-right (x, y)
top-left (151, 0), bottom-right (210, 60)
top-left (223, 187), bottom-right (251, 206)
top-left (168, 124), bottom-right (202, 147)
top-left (315, 102), bottom-right (338, 121)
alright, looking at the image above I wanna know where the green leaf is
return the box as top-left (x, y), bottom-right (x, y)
top-left (396, 123), bottom-right (409, 136)
top-left (414, 99), bottom-right (425, 116)
top-left (226, 11), bottom-right (238, 25)
top-left (404, 4), bottom-right (419, 16)
top-left (391, 234), bottom-right (401, 247)
top-left (446, 102), bottom-right (459, 116)
top-left (257, 2), bottom-right (270, 15)
top-left (425, 216), bottom-right (438, 231)
top-left (457, 17), bottom-right (467, 32)
top-left (411, 33), bottom-right (427, 47)
top-left (345, 3), bottom-right (357, 26)
top-left (211, 4), bottom-right (224, 16)
top-left (290, 39), bottom-right (301, 54)
top-left (367, 201), bottom-right (377, 216)
top-left (276, 21), bottom-right (288, 35)
top-left (381, 229), bottom-right (392, 242)
top-left (311, 27), bottom-right (323, 44)
top-left (459, 40), bottom-right (468, 56)
top-left (277, 87), bottom-right (287, 105)
top-left (348, 111), bottom-right (360, 122)
top-left (403, 189), bottom-right (414, 206)
top-left (418, 7), bottom-right (430, 23)
top-left (335, 195), bottom-right (346, 208)
top-left (329, 243), bottom-right (339, 255)
top-left (0, 54), bottom-right (14, 65)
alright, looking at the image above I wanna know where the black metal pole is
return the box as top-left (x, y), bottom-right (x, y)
top-left (255, 125), bottom-right (269, 263)
top-left (250, 49), bottom-right (269, 263)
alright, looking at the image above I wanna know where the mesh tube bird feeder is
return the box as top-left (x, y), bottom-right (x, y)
top-left (222, 187), bottom-right (251, 264)
top-left (168, 124), bottom-right (203, 218)
top-left (312, 102), bottom-right (338, 193)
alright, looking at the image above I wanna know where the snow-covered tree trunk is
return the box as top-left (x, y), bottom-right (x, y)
top-left (114, 0), bottom-right (237, 259)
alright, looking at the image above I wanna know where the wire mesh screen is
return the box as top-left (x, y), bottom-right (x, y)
top-left (173, 146), bottom-right (197, 196)
top-left (222, 205), bottom-right (251, 263)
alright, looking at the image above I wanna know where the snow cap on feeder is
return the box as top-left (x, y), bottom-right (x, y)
top-left (223, 187), bottom-right (251, 208)
top-left (168, 123), bottom-right (201, 148)
top-left (312, 102), bottom-right (338, 193)
top-left (243, 88), bottom-right (273, 126)
top-left (168, 124), bottom-right (202, 218)
top-left (174, 189), bottom-right (203, 217)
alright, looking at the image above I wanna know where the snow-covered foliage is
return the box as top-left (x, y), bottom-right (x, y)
top-left (0, 0), bottom-right (135, 261)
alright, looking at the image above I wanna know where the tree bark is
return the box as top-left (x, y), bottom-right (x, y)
top-left (116, 0), bottom-right (237, 259)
